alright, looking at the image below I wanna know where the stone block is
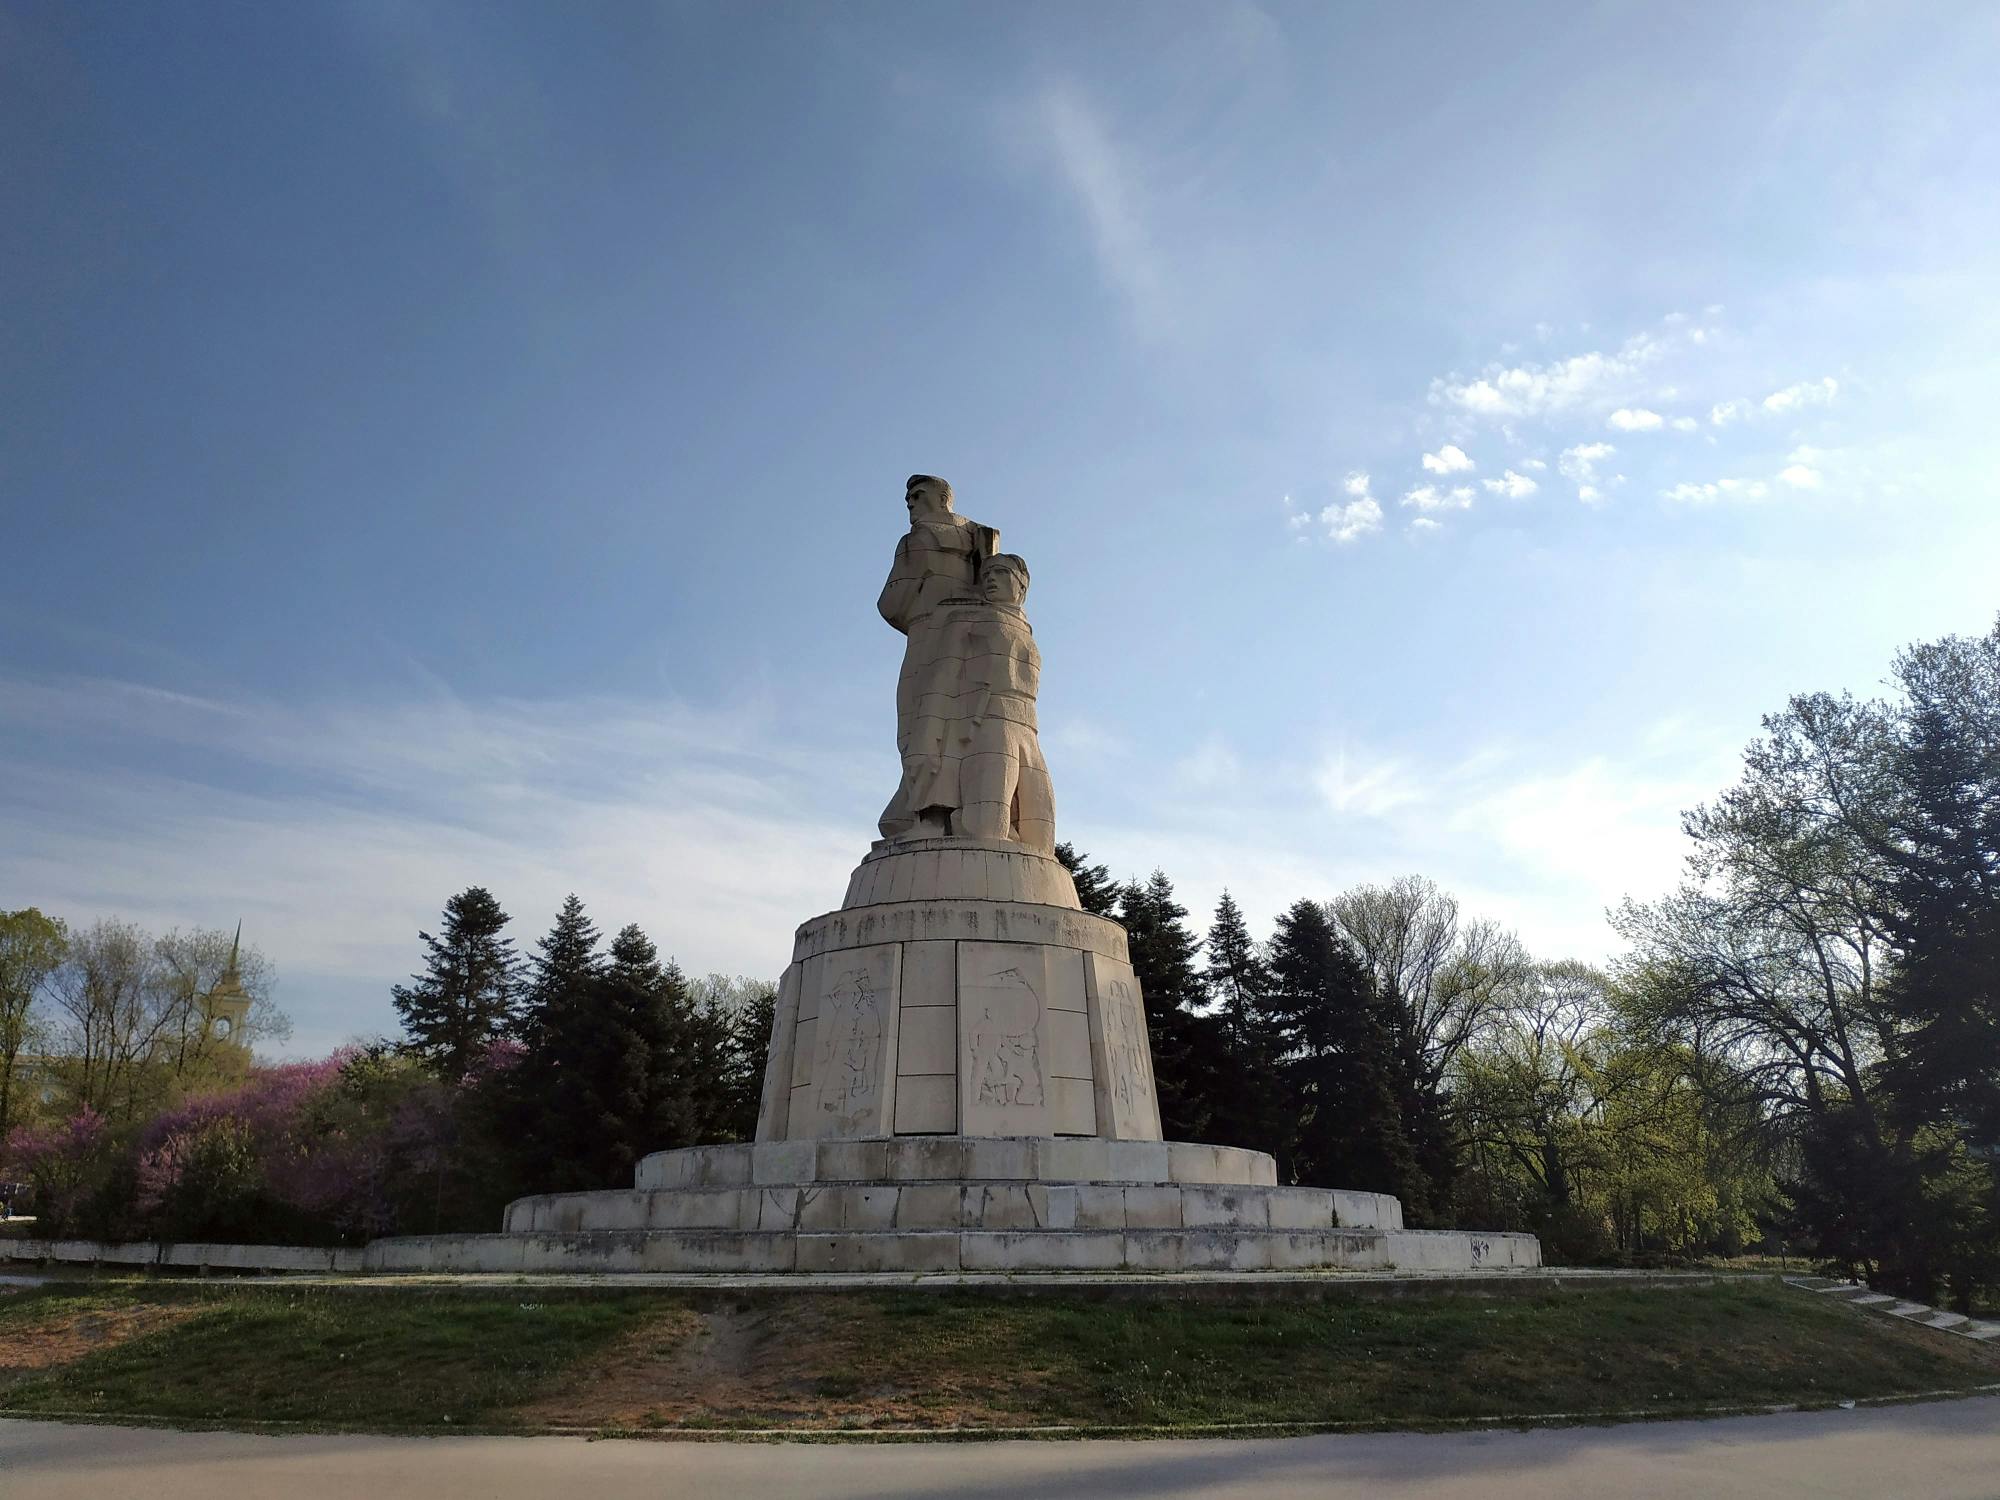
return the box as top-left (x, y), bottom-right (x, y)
top-left (896, 1183), bottom-right (967, 1229)
top-left (682, 1144), bottom-right (753, 1188)
top-left (965, 1183), bottom-right (1039, 1230)
top-left (1073, 1183), bottom-right (1127, 1230)
top-left (959, 1231), bottom-right (1125, 1271)
top-left (816, 1140), bottom-right (888, 1181)
top-left (963, 1137), bottom-right (1037, 1179)
top-left (886, 1136), bottom-right (969, 1180)
top-left (1106, 1140), bottom-right (1171, 1182)
top-left (901, 939), bottom-right (957, 1010)
top-left (796, 1232), bottom-right (961, 1273)
top-left (755, 964), bottom-right (803, 1141)
top-left (641, 1231), bottom-right (796, 1274)
top-left (1122, 1185), bottom-right (1183, 1229)
top-left (755, 1187), bottom-right (801, 1231)
top-left (753, 1140), bottom-right (818, 1186)
top-left (892, 1075), bottom-right (956, 1134)
top-left (1265, 1188), bottom-right (1337, 1232)
top-left (1026, 1182), bottom-right (1079, 1230)
top-left (649, 1189), bottom-right (749, 1231)
top-left (1045, 947), bottom-right (1088, 1012)
top-left (1166, 1142), bottom-right (1227, 1184)
top-left (1181, 1185), bottom-right (1271, 1228)
top-left (790, 1021), bottom-right (817, 1087)
top-left (897, 1005), bottom-right (957, 1076)
top-left (1120, 1230), bottom-right (1185, 1272)
top-left (1047, 1009), bottom-right (1093, 1079)
top-left (1050, 1076), bottom-right (1097, 1135)
top-left (1035, 1136), bottom-right (1111, 1181)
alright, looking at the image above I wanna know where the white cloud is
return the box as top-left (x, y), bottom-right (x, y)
top-left (1421, 444), bottom-right (1474, 474)
top-left (1410, 516), bottom-right (1443, 534)
top-left (1483, 469), bottom-right (1539, 499)
top-left (1343, 471), bottom-right (1372, 498)
top-left (1402, 483), bottom-right (1475, 513)
top-left (1764, 377), bottom-right (1839, 414)
top-left (1779, 463), bottom-right (1823, 489)
top-left (1314, 749), bottom-right (1423, 819)
top-left (1670, 416), bottom-right (1699, 432)
top-left (1661, 476), bottom-right (1770, 504)
top-left (1426, 316), bottom-right (1718, 422)
top-left (1710, 399), bottom-right (1751, 426)
top-left (1522, 458), bottom-right (1547, 470)
top-left (1558, 442), bottom-right (1616, 501)
top-left (1608, 408), bottom-right (1663, 432)
top-left (1321, 495), bottom-right (1383, 543)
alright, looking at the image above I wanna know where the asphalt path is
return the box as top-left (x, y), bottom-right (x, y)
top-left (5, 1399), bottom-right (2000, 1500)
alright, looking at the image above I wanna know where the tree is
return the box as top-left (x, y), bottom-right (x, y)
top-left (149, 926), bottom-right (287, 1090)
top-left (494, 922), bottom-right (737, 1192)
top-left (1118, 870), bottom-right (1223, 1140)
top-left (692, 972), bottom-right (778, 1142)
top-left (1261, 899), bottom-right (1425, 1205)
top-left (525, 894), bottom-right (603, 1012)
top-left (0, 908), bottom-right (66, 1138)
top-left (43, 918), bottom-right (171, 1122)
top-left (1203, 891), bottom-right (1270, 1041)
top-left (1054, 842), bottom-right (1122, 918)
top-left (1878, 622), bottom-right (2000, 1151)
top-left (392, 888), bottom-right (521, 1080)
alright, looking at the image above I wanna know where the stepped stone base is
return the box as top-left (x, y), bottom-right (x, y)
top-left (362, 1226), bottom-right (1541, 1275)
top-left (420, 1137), bottom-right (1541, 1276)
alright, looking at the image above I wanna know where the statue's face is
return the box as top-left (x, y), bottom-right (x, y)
top-left (982, 565), bottom-right (1027, 606)
top-left (906, 480), bottom-right (949, 522)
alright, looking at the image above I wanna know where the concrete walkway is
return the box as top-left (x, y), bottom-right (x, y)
top-left (6, 1400), bottom-right (2000, 1499)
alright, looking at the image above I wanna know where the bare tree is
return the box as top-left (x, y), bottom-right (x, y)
top-left (43, 919), bottom-right (288, 1120)
top-left (1329, 875), bottom-right (1533, 1092)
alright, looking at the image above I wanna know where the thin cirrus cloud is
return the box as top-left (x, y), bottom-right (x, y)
top-left (0, 673), bottom-right (874, 1055)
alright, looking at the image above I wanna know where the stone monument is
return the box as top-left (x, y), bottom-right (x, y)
top-left (372, 476), bottom-right (1541, 1275)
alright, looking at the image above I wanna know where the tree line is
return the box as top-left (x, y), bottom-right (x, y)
top-left (5, 617), bottom-right (1992, 1306)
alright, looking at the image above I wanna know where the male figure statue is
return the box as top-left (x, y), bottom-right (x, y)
top-left (877, 475), bottom-right (998, 840)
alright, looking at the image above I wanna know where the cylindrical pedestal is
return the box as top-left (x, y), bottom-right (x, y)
top-left (756, 896), bottom-right (1164, 1144)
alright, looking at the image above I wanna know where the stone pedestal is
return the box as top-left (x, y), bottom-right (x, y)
top-left (755, 836), bottom-right (1164, 1144)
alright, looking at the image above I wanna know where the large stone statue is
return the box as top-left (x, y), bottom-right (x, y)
top-left (876, 474), bottom-right (1000, 841)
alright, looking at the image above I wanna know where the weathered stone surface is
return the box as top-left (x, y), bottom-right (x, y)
top-left (796, 944), bottom-right (901, 1139)
top-left (958, 942), bottom-right (1055, 1137)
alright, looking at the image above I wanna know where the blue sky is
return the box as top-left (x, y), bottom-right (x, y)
top-left (5, 2), bottom-right (1997, 1057)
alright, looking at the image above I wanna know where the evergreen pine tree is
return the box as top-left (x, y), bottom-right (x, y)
top-left (1262, 898), bottom-right (1427, 1204)
top-left (1203, 890), bottom-right (1271, 1041)
top-left (526, 894), bottom-right (602, 1012)
top-left (391, 887), bottom-right (520, 1079)
top-left (1054, 842), bottom-right (1122, 917)
top-left (1119, 869), bottom-right (1228, 1141)
top-left (494, 923), bottom-right (739, 1193)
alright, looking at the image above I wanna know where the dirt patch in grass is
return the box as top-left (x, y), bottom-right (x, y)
top-left (515, 1297), bottom-right (1041, 1430)
top-left (0, 1297), bottom-right (200, 1391)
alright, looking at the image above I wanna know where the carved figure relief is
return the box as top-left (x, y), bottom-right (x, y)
top-left (1104, 977), bottom-right (1153, 1112)
top-left (964, 964), bottom-right (1045, 1109)
top-left (814, 965), bottom-right (885, 1121)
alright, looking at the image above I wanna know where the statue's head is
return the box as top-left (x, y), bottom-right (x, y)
top-left (905, 474), bottom-right (954, 521)
top-left (981, 553), bottom-right (1030, 606)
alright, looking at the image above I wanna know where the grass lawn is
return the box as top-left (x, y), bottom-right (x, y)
top-left (0, 1278), bottom-right (1994, 1436)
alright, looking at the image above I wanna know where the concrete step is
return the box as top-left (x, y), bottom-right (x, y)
top-left (365, 1225), bottom-right (1543, 1276)
top-left (503, 1180), bottom-right (1406, 1236)
top-left (634, 1137), bottom-right (1281, 1192)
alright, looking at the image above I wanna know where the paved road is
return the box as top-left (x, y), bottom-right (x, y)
top-left (5, 1400), bottom-right (2000, 1499)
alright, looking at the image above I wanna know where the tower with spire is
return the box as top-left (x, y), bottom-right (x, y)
top-left (201, 921), bottom-right (253, 1044)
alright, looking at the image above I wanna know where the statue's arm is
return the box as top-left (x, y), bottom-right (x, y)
top-left (877, 533), bottom-right (918, 632)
